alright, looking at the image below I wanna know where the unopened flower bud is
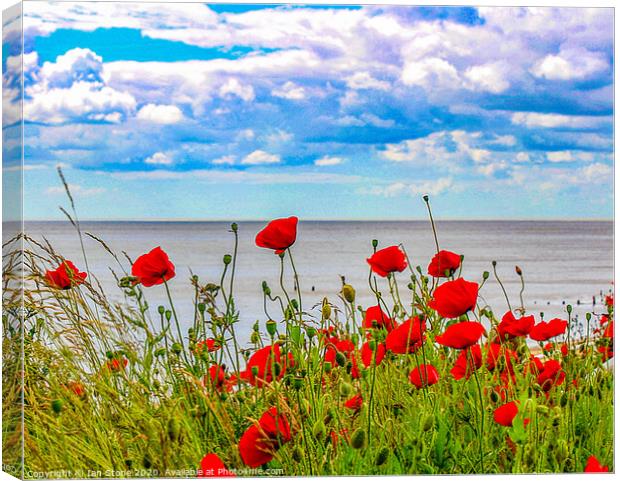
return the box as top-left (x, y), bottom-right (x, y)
top-left (324, 361), bottom-right (332, 373)
top-left (342, 284), bottom-right (356, 303)
top-left (165, 310), bottom-right (172, 321)
top-left (351, 428), bottom-right (367, 449)
top-left (292, 376), bottom-right (304, 390)
top-left (422, 195), bottom-right (429, 202)
top-left (307, 327), bottom-right (317, 339)
top-left (339, 382), bottom-right (353, 397)
top-left (335, 352), bottom-right (347, 367)
top-left (375, 447), bottom-right (390, 466)
top-left (231, 222), bottom-right (238, 232)
top-left (51, 399), bottom-right (63, 414)
top-left (482, 271), bottom-right (490, 280)
top-left (567, 304), bottom-right (572, 314)
top-left (158, 305), bottom-right (165, 315)
top-left (250, 331), bottom-right (260, 344)
top-left (372, 239), bottom-right (378, 249)
top-left (266, 319), bottom-right (277, 337)
top-left (515, 265), bottom-right (522, 276)
top-left (322, 299), bottom-right (332, 320)
top-left (312, 419), bottom-right (326, 440)
top-left (171, 343), bottom-right (182, 355)
top-left (223, 254), bottom-right (232, 265)
top-left (251, 366), bottom-right (260, 377)
top-left (197, 303), bottom-right (206, 313)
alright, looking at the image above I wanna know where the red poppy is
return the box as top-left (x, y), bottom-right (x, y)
top-left (239, 408), bottom-right (291, 467)
top-left (603, 320), bottom-right (614, 339)
top-left (255, 216), bottom-right (298, 254)
top-left (605, 295), bottom-right (614, 308)
top-left (435, 321), bottom-right (485, 349)
top-left (131, 247), bottom-right (175, 287)
top-left (194, 338), bottom-right (221, 355)
top-left (529, 318), bottom-right (568, 342)
top-left (485, 343), bottom-right (517, 373)
top-left (240, 344), bottom-right (291, 387)
top-left (536, 359), bottom-right (565, 392)
top-left (427, 250), bottom-right (461, 278)
top-left (324, 338), bottom-right (355, 365)
top-left (366, 245), bottom-right (407, 277)
top-left (363, 305), bottom-right (397, 332)
top-left (600, 314), bottom-right (609, 326)
top-left (329, 428), bottom-right (349, 448)
top-left (429, 278), bottom-right (479, 318)
top-left (409, 364), bottom-right (440, 389)
top-left (66, 381), bottom-right (85, 398)
top-left (360, 342), bottom-right (385, 368)
top-left (385, 317), bottom-right (426, 354)
top-left (497, 311), bottom-right (535, 339)
top-left (106, 358), bottom-right (128, 372)
top-left (526, 355), bottom-right (544, 377)
top-left (45, 260), bottom-right (87, 290)
top-left (198, 453), bottom-right (235, 477)
top-left (205, 365), bottom-right (226, 390)
top-left (560, 343), bottom-right (569, 357)
top-left (349, 354), bottom-right (361, 379)
top-left (493, 401), bottom-right (519, 427)
top-left (450, 345), bottom-right (482, 380)
top-left (344, 394), bottom-right (363, 411)
top-left (597, 345), bottom-right (614, 362)
top-left (584, 455), bottom-right (609, 473)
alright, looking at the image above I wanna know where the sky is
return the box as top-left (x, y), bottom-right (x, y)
top-left (2, 4), bottom-right (614, 220)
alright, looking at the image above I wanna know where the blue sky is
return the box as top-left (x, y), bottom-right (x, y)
top-left (3, 4), bottom-right (614, 220)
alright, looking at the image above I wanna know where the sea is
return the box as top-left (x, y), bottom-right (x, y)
top-left (22, 220), bottom-right (614, 343)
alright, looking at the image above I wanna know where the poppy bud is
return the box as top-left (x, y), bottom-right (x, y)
top-left (322, 299), bottom-right (332, 320)
top-left (223, 254), bottom-right (232, 265)
top-left (278, 333), bottom-right (287, 341)
top-left (492, 260), bottom-right (497, 267)
top-left (197, 303), bottom-right (206, 313)
top-left (291, 299), bottom-right (299, 310)
top-left (250, 332), bottom-right (260, 344)
top-left (372, 239), bottom-right (378, 249)
top-left (51, 399), bottom-right (63, 414)
top-left (273, 362), bottom-right (282, 377)
top-left (167, 417), bottom-right (181, 441)
top-left (586, 312), bottom-right (592, 321)
top-left (536, 405), bottom-right (549, 414)
top-left (307, 327), bottom-right (317, 339)
top-left (292, 376), bottom-right (304, 390)
top-left (566, 304), bottom-right (572, 314)
top-left (220, 392), bottom-right (228, 402)
top-left (292, 447), bottom-right (304, 463)
top-left (515, 266), bottom-right (522, 276)
top-left (324, 361), bottom-right (332, 373)
top-left (342, 284), bottom-right (356, 303)
top-left (158, 305), bottom-right (165, 315)
top-left (407, 282), bottom-right (414, 290)
top-left (165, 310), bottom-right (172, 321)
top-left (422, 414), bottom-right (434, 432)
top-left (251, 366), bottom-right (260, 377)
top-left (339, 382), bottom-right (353, 398)
top-left (154, 348), bottom-right (166, 357)
top-left (351, 428), bottom-right (367, 450)
top-left (422, 195), bottom-right (429, 202)
top-left (231, 222), bottom-right (238, 232)
top-left (312, 419), bottom-right (326, 440)
top-left (335, 352), bottom-right (347, 367)
top-left (489, 390), bottom-right (500, 403)
top-left (368, 339), bottom-right (377, 351)
top-left (559, 393), bottom-right (568, 407)
top-left (483, 271), bottom-right (490, 280)
top-left (375, 447), bottom-right (390, 466)
top-left (266, 319), bottom-right (277, 337)
top-left (188, 328), bottom-right (196, 341)
top-left (171, 343), bottom-right (182, 355)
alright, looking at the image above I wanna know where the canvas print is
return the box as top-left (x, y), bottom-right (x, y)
top-left (2, 2), bottom-right (614, 478)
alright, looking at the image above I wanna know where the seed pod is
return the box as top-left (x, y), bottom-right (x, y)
top-left (292, 377), bottom-right (304, 390)
top-left (324, 361), bottom-right (332, 373)
top-left (422, 414), bottom-right (434, 432)
top-left (292, 446), bottom-right (304, 462)
top-left (171, 343), bottom-right (182, 355)
top-left (335, 352), bottom-right (347, 367)
top-left (342, 284), bottom-right (356, 303)
top-left (167, 417), bottom-right (181, 441)
top-left (266, 319), bottom-right (277, 337)
top-left (250, 331), bottom-right (261, 344)
top-left (372, 239), bottom-right (378, 249)
top-left (223, 254), bottom-right (232, 265)
top-left (154, 348), bottom-right (166, 357)
top-left (375, 447), bottom-right (390, 466)
top-left (197, 303), bottom-right (206, 313)
top-left (482, 271), bottom-right (490, 280)
top-left (339, 382), bottom-right (353, 398)
top-left (312, 419), bottom-right (326, 440)
top-left (351, 428), bottom-right (367, 450)
top-left (489, 390), bottom-right (500, 403)
top-left (559, 393), bottom-right (568, 407)
top-left (51, 399), bottom-right (63, 414)
top-left (158, 305), bottom-right (165, 315)
top-left (307, 327), bottom-right (317, 339)
top-left (322, 299), bottom-right (332, 320)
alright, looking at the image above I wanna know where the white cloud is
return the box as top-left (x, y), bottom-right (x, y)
top-left (515, 152), bottom-right (530, 163)
top-left (546, 151), bottom-right (573, 163)
top-left (577, 162), bottom-right (612, 181)
top-left (531, 46), bottom-right (609, 81)
top-left (477, 161), bottom-right (508, 177)
top-left (346, 72), bottom-right (390, 91)
top-left (219, 78), bottom-right (255, 102)
top-left (464, 62), bottom-right (510, 94)
top-left (263, 130), bottom-right (293, 144)
top-left (511, 112), bottom-right (611, 129)
top-left (145, 152), bottom-right (173, 165)
top-left (272, 81), bottom-right (306, 100)
top-left (136, 103), bottom-right (184, 124)
top-left (241, 150), bottom-right (280, 165)
top-left (236, 129), bottom-right (255, 141)
top-left (491, 135), bottom-right (517, 146)
top-left (369, 177), bottom-right (453, 197)
top-left (46, 183), bottom-right (106, 197)
top-left (314, 156), bottom-right (343, 166)
top-left (401, 57), bottom-right (460, 90)
top-left (212, 155), bottom-right (235, 165)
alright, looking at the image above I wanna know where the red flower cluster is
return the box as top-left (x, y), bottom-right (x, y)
top-left (385, 317), bottom-right (426, 354)
top-left (255, 217), bottom-right (298, 254)
top-left (344, 394), bottom-right (363, 411)
top-left (436, 321), bottom-right (485, 349)
top-left (45, 260), bottom-right (87, 290)
top-left (584, 455), bottom-right (609, 473)
top-left (529, 318), bottom-right (568, 342)
top-left (239, 408), bottom-right (292, 467)
top-left (198, 453), bottom-right (235, 477)
top-left (240, 344), bottom-right (293, 387)
top-left (497, 311), bottom-right (535, 339)
top-left (409, 364), bottom-right (439, 389)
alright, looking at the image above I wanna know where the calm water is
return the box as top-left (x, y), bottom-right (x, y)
top-left (24, 220), bottom-right (613, 343)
